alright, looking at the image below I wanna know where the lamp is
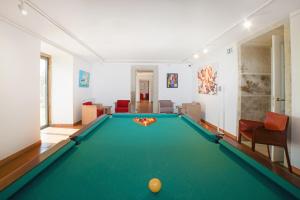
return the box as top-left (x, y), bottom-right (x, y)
top-left (18, 0), bottom-right (28, 16)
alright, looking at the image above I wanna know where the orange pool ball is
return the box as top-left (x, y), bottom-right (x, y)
top-left (148, 178), bottom-right (162, 193)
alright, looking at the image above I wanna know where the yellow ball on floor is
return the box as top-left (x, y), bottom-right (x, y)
top-left (148, 178), bottom-right (162, 193)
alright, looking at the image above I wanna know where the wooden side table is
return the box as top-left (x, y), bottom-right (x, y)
top-left (103, 106), bottom-right (112, 115)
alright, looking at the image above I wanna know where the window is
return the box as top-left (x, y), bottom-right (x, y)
top-left (40, 56), bottom-right (50, 129)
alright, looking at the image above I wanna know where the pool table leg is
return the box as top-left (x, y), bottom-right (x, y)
top-left (251, 140), bottom-right (255, 151)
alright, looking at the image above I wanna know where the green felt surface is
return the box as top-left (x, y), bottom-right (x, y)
top-left (0, 141), bottom-right (76, 200)
top-left (8, 115), bottom-right (298, 199)
top-left (219, 140), bottom-right (300, 199)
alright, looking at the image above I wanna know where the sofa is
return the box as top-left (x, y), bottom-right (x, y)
top-left (82, 101), bottom-right (104, 125)
top-left (115, 100), bottom-right (131, 113)
top-left (158, 100), bottom-right (174, 113)
top-left (181, 102), bottom-right (201, 122)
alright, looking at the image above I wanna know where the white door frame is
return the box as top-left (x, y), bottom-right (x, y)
top-left (270, 34), bottom-right (285, 162)
top-left (131, 66), bottom-right (158, 113)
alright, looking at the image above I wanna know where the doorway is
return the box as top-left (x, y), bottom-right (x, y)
top-left (40, 55), bottom-right (51, 129)
top-left (135, 72), bottom-right (153, 113)
top-left (131, 66), bottom-right (158, 113)
top-left (239, 25), bottom-right (287, 162)
top-left (139, 80), bottom-right (150, 101)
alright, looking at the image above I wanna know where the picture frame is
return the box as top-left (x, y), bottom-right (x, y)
top-left (79, 70), bottom-right (90, 88)
top-left (197, 64), bottom-right (218, 95)
top-left (167, 73), bottom-right (178, 88)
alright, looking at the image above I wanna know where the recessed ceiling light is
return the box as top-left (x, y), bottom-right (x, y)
top-left (243, 19), bottom-right (252, 30)
top-left (193, 53), bottom-right (199, 59)
top-left (203, 48), bottom-right (208, 54)
top-left (18, 0), bottom-right (28, 16)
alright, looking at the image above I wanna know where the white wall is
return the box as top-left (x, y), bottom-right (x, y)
top-left (92, 63), bottom-right (193, 112)
top-left (0, 22), bottom-right (40, 159)
top-left (73, 57), bottom-right (92, 123)
top-left (41, 43), bottom-right (74, 124)
top-left (92, 63), bottom-right (131, 111)
top-left (192, 44), bottom-right (239, 136)
top-left (158, 64), bottom-right (193, 105)
top-left (290, 10), bottom-right (300, 168)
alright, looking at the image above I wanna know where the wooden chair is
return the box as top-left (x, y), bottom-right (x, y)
top-left (238, 112), bottom-right (291, 172)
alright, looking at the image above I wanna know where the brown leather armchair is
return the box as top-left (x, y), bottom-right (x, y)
top-left (238, 112), bottom-right (291, 172)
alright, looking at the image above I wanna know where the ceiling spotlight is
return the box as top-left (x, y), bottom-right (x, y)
top-left (18, 0), bottom-right (28, 16)
top-left (193, 53), bottom-right (199, 59)
top-left (203, 48), bottom-right (208, 54)
top-left (243, 19), bottom-right (252, 30)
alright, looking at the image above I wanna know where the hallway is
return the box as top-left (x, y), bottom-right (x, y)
top-left (136, 101), bottom-right (153, 113)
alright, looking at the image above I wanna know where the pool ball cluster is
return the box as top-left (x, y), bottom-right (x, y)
top-left (133, 117), bottom-right (157, 126)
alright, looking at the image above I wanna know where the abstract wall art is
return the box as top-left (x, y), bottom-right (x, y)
top-left (197, 64), bottom-right (218, 95)
top-left (167, 73), bottom-right (178, 88)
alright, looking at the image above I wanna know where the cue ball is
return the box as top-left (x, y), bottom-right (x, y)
top-left (148, 178), bottom-right (162, 193)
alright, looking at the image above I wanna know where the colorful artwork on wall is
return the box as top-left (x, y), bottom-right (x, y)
top-left (197, 64), bottom-right (218, 95)
top-left (79, 70), bottom-right (90, 88)
top-left (167, 73), bottom-right (178, 88)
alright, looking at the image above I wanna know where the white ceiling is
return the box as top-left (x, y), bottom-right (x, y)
top-left (0, 0), bottom-right (300, 63)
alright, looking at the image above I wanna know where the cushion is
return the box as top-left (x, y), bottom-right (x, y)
top-left (159, 100), bottom-right (172, 107)
top-left (117, 100), bottom-right (130, 107)
top-left (83, 101), bottom-right (93, 106)
top-left (115, 107), bottom-right (129, 113)
top-left (264, 112), bottom-right (288, 132)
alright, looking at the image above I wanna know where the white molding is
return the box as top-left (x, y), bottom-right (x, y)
top-left (237, 19), bottom-right (288, 46)
top-left (25, 0), bottom-right (104, 62)
top-left (104, 59), bottom-right (184, 64)
top-left (290, 9), bottom-right (300, 17)
top-left (182, 0), bottom-right (274, 62)
top-left (240, 72), bottom-right (271, 75)
top-left (0, 14), bottom-right (91, 64)
top-left (241, 95), bottom-right (271, 97)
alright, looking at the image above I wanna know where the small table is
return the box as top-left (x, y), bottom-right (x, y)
top-left (103, 106), bottom-right (112, 115)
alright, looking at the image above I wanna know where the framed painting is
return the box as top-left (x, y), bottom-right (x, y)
top-left (79, 70), bottom-right (90, 88)
top-left (167, 73), bottom-right (178, 88)
top-left (197, 64), bottom-right (218, 95)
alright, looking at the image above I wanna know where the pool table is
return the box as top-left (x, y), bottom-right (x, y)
top-left (1, 114), bottom-right (300, 199)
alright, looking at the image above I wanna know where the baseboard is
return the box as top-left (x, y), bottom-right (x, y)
top-left (200, 119), bottom-right (237, 140)
top-left (50, 124), bottom-right (74, 128)
top-left (0, 140), bottom-right (41, 168)
top-left (73, 120), bottom-right (82, 126)
top-left (292, 166), bottom-right (300, 176)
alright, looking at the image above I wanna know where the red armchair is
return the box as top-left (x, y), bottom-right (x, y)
top-left (238, 112), bottom-right (291, 172)
top-left (115, 100), bottom-right (130, 113)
